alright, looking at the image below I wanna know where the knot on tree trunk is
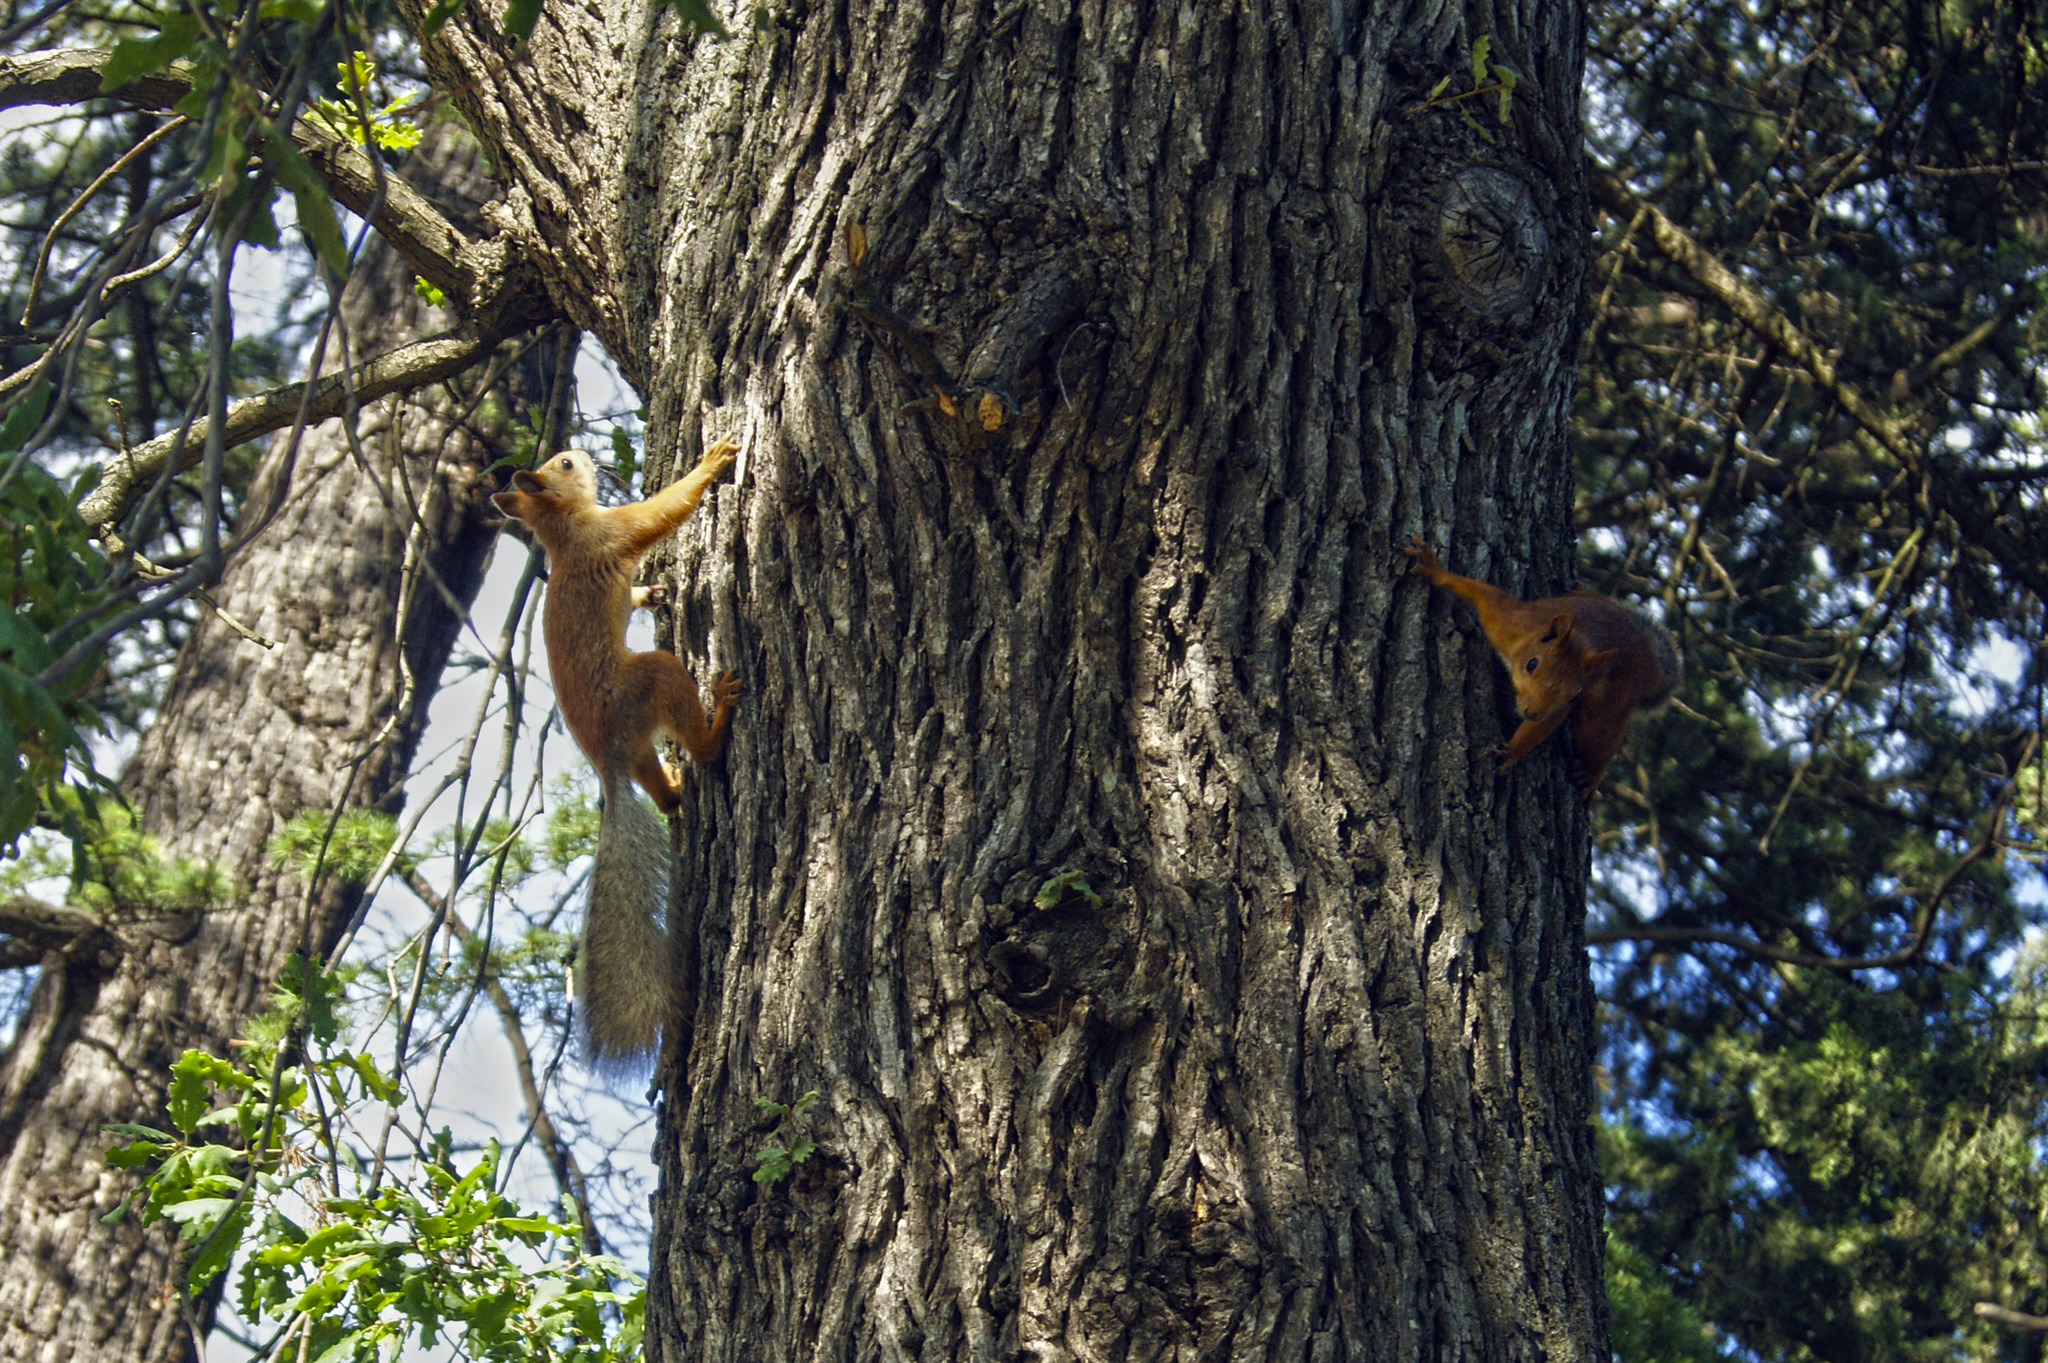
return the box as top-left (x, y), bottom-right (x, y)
top-left (1436, 167), bottom-right (1550, 321)
top-left (987, 869), bottom-right (1137, 1019)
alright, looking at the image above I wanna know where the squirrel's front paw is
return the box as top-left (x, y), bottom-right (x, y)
top-left (712, 670), bottom-right (744, 707)
top-left (699, 440), bottom-right (740, 477)
top-left (1403, 534), bottom-right (1442, 574)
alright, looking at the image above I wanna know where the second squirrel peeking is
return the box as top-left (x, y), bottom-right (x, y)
top-left (492, 442), bottom-right (742, 1067)
top-left (1405, 535), bottom-right (1680, 798)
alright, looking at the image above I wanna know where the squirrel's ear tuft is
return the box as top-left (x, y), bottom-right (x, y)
top-left (510, 468), bottom-right (546, 494)
top-left (1548, 612), bottom-right (1574, 644)
top-left (491, 489), bottom-right (526, 520)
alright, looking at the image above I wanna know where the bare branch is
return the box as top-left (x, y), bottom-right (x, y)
top-left (1589, 731), bottom-right (2036, 970)
top-left (407, 867), bottom-right (603, 1254)
top-left (1592, 170), bottom-right (2048, 601)
top-left (76, 326), bottom-right (500, 535)
top-left (1975, 1302), bottom-right (2048, 1332)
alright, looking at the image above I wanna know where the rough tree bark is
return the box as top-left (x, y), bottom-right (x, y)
top-left (0, 134), bottom-right (536, 1362)
top-left (414, 2), bottom-right (1602, 1358)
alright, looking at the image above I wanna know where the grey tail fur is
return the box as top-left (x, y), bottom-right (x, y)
top-left (580, 767), bottom-right (675, 1069)
top-left (1642, 617), bottom-right (1684, 711)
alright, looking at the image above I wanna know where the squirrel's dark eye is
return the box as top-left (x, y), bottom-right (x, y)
top-left (1524, 657), bottom-right (1539, 673)
top-left (559, 456), bottom-right (573, 469)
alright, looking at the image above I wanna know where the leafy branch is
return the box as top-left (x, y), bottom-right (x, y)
top-left (752, 1090), bottom-right (820, 1187)
top-left (1406, 35), bottom-right (1519, 130)
top-left (105, 962), bottom-right (645, 1362)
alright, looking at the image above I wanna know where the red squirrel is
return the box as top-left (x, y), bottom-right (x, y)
top-left (492, 442), bottom-right (742, 1066)
top-left (1404, 535), bottom-right (1680, 798)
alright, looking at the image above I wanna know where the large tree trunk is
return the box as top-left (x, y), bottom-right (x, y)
top-left (415, 2), bottom-right (1603, 1357)
top-left (0, 135), bottom-right (529, 1363)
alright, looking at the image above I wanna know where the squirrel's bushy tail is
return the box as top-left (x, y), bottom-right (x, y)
top-left (1642, 619), bottom-right (1685, 710)
top-left (581, 768), bottom-right (674, 1068)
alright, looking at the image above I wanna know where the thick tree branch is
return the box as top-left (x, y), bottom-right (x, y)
top-left (294, 124), bottom-right (468, 303)
top-left (76, 326), bottom-right (499, 535)
top-left (0, 895), bottom-right (119, 963)
top-left (1590, 171), bottom-right (1915, 453)
top-left (0, 46), bottom-right (190, 111)
top-left (0, 48), bottom-right (563, 539)
top-left (0, 50), bottom-right (552, 333)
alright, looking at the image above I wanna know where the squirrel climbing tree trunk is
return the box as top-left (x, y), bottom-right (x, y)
top-left (404, 1), bottom-right (1608, 1356)
top-left (0, 130), bottom-right (539, 1363)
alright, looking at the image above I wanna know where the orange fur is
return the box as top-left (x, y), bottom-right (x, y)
top-left (491, 445), bottom-right (740, 806)
top-left (1405, 535), bottom-right (1681, 798)
top-left (491, 442), bottom-right (740, 1066)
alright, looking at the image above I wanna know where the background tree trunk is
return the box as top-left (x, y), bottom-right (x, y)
top-left (421, 3), bottom-right (1604, 1357)
top-left (0, 133), bottom-right (530, 1363)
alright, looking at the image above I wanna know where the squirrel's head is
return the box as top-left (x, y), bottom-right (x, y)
top-left (491, 449), bottom-right (600, 524)
top-left (1507, 613), bottom-right (1617, 720)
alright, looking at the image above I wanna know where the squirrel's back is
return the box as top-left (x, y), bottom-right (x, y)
top-left (1563, 592), bottom-right (1682, 707)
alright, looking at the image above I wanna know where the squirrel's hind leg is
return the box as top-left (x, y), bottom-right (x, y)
top-left (1567, 689), bottom-right (1634, 798)
top-left (620, 650), bottom-right (740, 768)
top-left (627, 742), bottom-right (685, 814)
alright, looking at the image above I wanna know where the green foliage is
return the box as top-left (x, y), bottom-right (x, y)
top-left (1604, 1236), bottom-right (1722, 1363)
top-left (607, 426), bottom-right (638, 488)
top-left (1578, 0), bottom-right (2048, 1355)
top-left (2014, 760), bottom-right (2046, 846)
top-left (487, 404), bottom-right (552, 478)
top-left (752, 1090), bottom-right (819, 1187)
top-left (99, 13), bottom-right (206, 92)
top-left (255, 113), bottom-right (349, 274)
top-left (270, 788), bottom-right (600, 902)
top-left (1412, 33), bottom-right (1518, 131)
top-left (270, 807), bottom-right (406, 886)
top-left (99, 3), bottom-right (351, 273)
top-left (1033, 868), bottom-right (1101, 911)
top-left (265, 793), bottom-right (586, 1022)
top-left (1601, 963), bottom-right (2048, 1363)
top-left (106, 1035), bottom-right (643, 1361)
top-left (419, 0), bottom-right (470, 37)
top-left (70, 803), bottom-right (239, 911)
top-left (427, 813), bottom-right (543, 890)
top-left (1, 799), bottom-right (236, 913)
top-left (275, 952), bottom-right (345, 1047)
top-left (0, 385), bottom-right (120, 857)
top-left (310, 52), bottom-right (425, 152)
top-left (544, 780), bottom-right (602, 870)
top-left (502, 0), bottom-right (544, 42)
